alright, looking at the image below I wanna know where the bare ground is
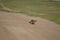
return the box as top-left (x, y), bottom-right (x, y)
top-left (0, 11), bottom-right (60, 40)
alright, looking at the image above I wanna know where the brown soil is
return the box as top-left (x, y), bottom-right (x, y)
top-left (0, 11), bottom-right (60, 40)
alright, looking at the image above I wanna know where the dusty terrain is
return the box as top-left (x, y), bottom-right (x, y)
top-left (0, 11), bottom-right (60, 40)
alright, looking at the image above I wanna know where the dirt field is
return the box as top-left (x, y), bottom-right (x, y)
top-left (0, 11), bottom-right (60, 40)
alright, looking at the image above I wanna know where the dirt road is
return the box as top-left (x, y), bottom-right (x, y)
top-left (0, 11), bottom-right (60, 40)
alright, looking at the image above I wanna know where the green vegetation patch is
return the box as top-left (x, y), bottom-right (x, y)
top-left (0, 0), bottom-right (60, 24)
